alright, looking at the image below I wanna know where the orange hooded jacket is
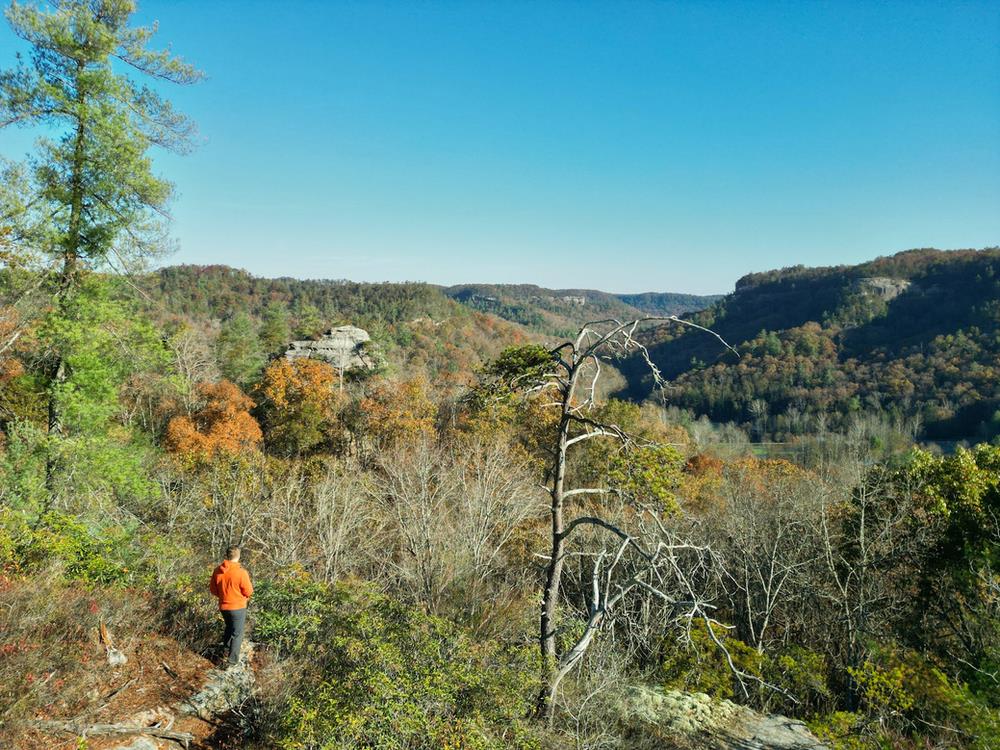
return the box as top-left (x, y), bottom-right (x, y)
top-left (209, 559), bottom-right (253, 611)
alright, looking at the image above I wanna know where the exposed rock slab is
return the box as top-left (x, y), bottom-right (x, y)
top-left (623, 686), bottom-right (828, 750)
top-left (176, 652), bottom-right (255, 721)
top-left (854, 276), bottom-right (913, 301)
top-left (104, 642), bottom-right (256, 749)
top-left (284, 325), bottom-right (374, 370)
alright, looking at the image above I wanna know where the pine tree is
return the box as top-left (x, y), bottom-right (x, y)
top-left (216, 313), bottom-right (264, 388)
top-left (0, 0), bottom-right (201, 486)
top-left (0, 0), bottom-right (202, 289)
top-left (294, 303), bottom-right (325, 339)
top-left (260, 301), bottom-right (292, 354)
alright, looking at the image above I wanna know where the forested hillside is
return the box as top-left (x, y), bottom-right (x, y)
top-left (137, 266), bottom-right (718, 392)
top-left (140, 264), bottom-right (534, 390)
top-left (619, 248), bottom-right (1000, 443)
top-left (443, 282), bottom-right (719, 337)
top-left (617, 290), bottom-right (724, 316)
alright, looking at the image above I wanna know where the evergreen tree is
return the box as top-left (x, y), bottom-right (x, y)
top-left (216, 312), bottom-right (264, 388)
top-left (0, 0), bottom-right (202, 289)
top-left (294, 302), bottom-right (324, 339)
top-left (0, 0), bottom-right (200, 484)
top-left (259, 301), bottom-right (292, 353)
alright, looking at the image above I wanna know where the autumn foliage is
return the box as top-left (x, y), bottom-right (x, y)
top-left (165, 380), bottom-right (262, 459)
top-left (358, 376), bottom-right (437, 447)
top-left (0, 308), bottom-right (24, 384)
top-left (259, 358), bottom-right (343, 455)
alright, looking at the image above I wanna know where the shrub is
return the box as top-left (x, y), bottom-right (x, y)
top-left (660, 624), bottom-right (833, 717)
top-left (265, 582), bottom-right (541, 750)
top-left (660, 623), bottom-right (764, 700)
top-left (252, 567), bottom-right (328, 658)
top-left (15, 512), bottom-right (137, 587)
top-left (808, 711), bottom-right (868, 750)
top-left (852, 648), bottom-right (1000, 750)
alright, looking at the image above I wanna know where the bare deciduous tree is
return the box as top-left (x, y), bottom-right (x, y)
top-left (203, 457), bottom-right (268, 553)
top-left (451, 436), bottom-right (543, 630)
top-left (374, 441), bottom-right (461, 612)
top-left (371, 438), bottom-right (543, 620)
top-left (313, 463), bottom-right (384, 583)
top-left (713, 461), bottom-right (826, 653)
top-left (168, 325), bottom-right (220, 415)
top-left (817, 461), bottom-right (934, 709)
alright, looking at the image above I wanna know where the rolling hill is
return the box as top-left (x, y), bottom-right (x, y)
top-left (139, 251), bottom-right (1000, 443)
top-left (442, 283), bottom-right (720, 337)
top-left (138, 266), bottom-right (720, 385)
top-left (617, 248), bottom-right (1000, 442)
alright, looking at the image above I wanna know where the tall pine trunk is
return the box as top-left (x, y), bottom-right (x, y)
top-left (45, 70), bottom-right (86, 494)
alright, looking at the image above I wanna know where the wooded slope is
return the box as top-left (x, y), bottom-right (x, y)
top-left (618, 248), bottom-right (1000, 441)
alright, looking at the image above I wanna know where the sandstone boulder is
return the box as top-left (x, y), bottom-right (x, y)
top-left (284, 325), bottom-right (376, 371)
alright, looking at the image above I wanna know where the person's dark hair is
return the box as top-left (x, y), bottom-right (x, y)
top-left (225, 546), bottom-right (241, 560)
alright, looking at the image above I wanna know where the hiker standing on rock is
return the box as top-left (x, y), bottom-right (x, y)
top-left (209, 546), bottom-right (253, 668)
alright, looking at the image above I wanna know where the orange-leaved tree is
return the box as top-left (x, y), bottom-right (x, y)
top-left (357, 376), bottom-right (437, 449)
top-left (165, 380), bottom-right (262, 460)
top-left (258, 358), bottom-right (344, 456)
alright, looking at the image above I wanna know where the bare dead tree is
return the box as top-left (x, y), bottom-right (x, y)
top-left (497, 316), bottom-right (737, 717)
top-left (544, 511), bottom-right (726, 714)
top-left (553, 640), bottom-right (635, 750)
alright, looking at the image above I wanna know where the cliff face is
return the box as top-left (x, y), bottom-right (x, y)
top-left (284, 325), bottom-right (375, 370)
top-left (853, 276), bottom-right (913, 301)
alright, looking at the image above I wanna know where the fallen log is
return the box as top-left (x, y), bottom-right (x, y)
top-left (31, 719), bottom-right (193, 748)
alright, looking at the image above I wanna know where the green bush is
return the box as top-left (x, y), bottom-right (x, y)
top-left (15, 511), bottom-right (138, 586)
top-left (268, 582), bottom-right (541, 750)
top-left (253, 567), bottom-right (328, 658)
top-left (807, 711), bottom-right (868, 750)
top-left (852, 648), bottom-right (1000, 750)
top-left (0, 508), bottom-right (29, 570)
top-left (660, 623), bottom-right (833, 717)
top-left (660, 623), bottom-right (763, 700)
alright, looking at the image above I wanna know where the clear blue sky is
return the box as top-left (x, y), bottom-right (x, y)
top-left (1, 0), bottom-right (998, 294)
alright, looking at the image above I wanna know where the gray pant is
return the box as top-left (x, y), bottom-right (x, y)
top-left (221, 608), bottom-right (247, 666)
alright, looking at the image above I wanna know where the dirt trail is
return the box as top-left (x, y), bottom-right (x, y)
top-left (23, 637), bottom-right (255, 750)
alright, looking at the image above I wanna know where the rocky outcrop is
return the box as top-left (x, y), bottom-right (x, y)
top-left (622, 686), bottom-right (828, 750)
top-left (853, 276), bottom-right (913, 301)
top-left (284, 325), bottom-right (375, 370)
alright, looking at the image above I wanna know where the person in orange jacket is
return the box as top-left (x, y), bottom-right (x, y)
top-left (209, 545), bottom-right (253, 667)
